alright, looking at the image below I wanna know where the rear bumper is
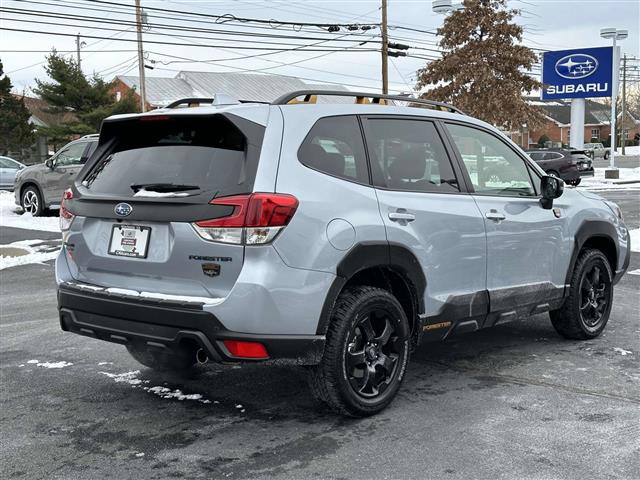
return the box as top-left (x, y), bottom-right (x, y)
top-left (578, 167), bottom-right (594, 177)
top-left (58, 285), bottom-right (325, 365)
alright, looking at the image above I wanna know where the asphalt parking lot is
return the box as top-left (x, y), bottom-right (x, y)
top-left (1, 189), bottom-right (639, 480)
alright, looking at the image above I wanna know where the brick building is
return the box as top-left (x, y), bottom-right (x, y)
top-left (510, 98), bottom-right (639, 149)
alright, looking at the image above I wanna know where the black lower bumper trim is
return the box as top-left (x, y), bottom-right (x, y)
top-left (58, 286), bottom-right (325, 365)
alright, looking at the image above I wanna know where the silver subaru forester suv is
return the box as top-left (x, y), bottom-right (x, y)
top-left (56, 91), bottom-right (630, 416)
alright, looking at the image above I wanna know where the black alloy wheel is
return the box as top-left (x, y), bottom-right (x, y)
top-left (578, 263), bottom-right (611, 333)
top-left (345, 309), bottom-right (403, 399)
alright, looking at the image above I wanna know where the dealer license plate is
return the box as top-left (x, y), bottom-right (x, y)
top-left (108, 224), bottom-right (151, 258)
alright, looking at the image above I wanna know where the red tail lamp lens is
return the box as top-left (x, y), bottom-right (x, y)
top-left (223, 340), bottom-right (269, 359)
top-left (196, 193), bottom-right (298, 228)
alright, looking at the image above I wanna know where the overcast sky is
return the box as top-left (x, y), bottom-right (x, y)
top-left (2, 0), bottom-right (639, 95)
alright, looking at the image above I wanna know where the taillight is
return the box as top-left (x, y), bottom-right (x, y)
top-left (223, 340), bottom-right (269, 359)
top-left (192, 193), bottom-right (298, 245)
top-left (60, 188), bottom-right (75, 232)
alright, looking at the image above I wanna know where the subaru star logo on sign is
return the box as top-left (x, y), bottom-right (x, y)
top-left (555, 54), bottom-right (598, 79)
top-left (542, 46), bottom-right (613, 100)
top-left (114, 202), bottom-right (133, 217)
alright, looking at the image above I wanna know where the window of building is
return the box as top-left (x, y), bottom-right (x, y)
top-left (591, 128), bottom-right (600, 139)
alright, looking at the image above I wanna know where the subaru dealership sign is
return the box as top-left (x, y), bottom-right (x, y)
top-left (542, 46), bottom-right (613, 99)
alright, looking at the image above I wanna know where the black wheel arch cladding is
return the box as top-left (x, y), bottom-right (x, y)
top-left (316, 242), bottom-right (426, 335)
top-left (565, 220), bottom-right (619, 287)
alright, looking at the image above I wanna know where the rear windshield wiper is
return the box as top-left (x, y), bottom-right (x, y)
top-left (130, 183), bottom-right (200, 193)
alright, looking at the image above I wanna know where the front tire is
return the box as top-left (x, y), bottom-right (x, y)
top-left (308, 286), bottom-right (410, 417)
top-left (126, 344), bottom-right (196, 372)
top-left (568, 178), bottom-right (581, 186)
top-left (550, 249), bottom-right (613, 340)
top-left (21, 186), bottom-right (44, 216)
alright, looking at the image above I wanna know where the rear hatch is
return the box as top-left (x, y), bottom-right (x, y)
top-left (63, 112), bottom-right (265, 300)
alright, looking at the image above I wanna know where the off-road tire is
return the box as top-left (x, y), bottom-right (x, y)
top-left (126, 344), bottom-right (196, 372)
top-left (21, 185), bottom-right (44, 217)
top-left (308, 286), bottom-right (410, 417)
top-left (550, 249), bottom-right (613, 340)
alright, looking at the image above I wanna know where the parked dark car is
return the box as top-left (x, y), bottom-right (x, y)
top-left (525, 148), bottom-right (593, 186)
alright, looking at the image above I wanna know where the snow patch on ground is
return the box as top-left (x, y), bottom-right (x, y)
top-left (101, 370), bottom-right (213, 404)
top-left (578, 167), bottom-right (640, 191)
top-left (26, 359), bottom-right (74, 369)
top-left (616, 145), bottom-right (639, 155)
top-left (0, 239), bottom-right (61, 270)
top-left (613, 347), bottom-right (633, 356)
top-left (627, 269), bottom-right (640, 276)
top-left (0, 191), bottom-right (60, 232)
top-left (630, 229), bottom-right (640, 253)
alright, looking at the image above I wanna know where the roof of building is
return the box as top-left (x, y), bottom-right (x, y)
top-left (528, 98), bottom-right (638, 127)
top-left (116, 71), bottom-right (351, 107)
top-left (117, 76), bottom-right (194, 107)
top-left (528, 98), bottom-right (613, 126)
top-left (15, 95), bottom-right (77, 127)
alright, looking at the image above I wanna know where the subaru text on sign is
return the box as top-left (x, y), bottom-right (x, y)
top-left (542, 46), bottom-right (613, 100)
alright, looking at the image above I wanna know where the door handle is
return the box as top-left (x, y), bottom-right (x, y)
top-left (388, 211), bottom-right (415, 222)
top-left (485, 210), bottom-right (506, 221)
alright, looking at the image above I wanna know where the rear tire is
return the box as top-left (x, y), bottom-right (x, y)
top-left (604, 151), bottom-right (610, 160)
top-left (21, 186), bottom-right (44, 217)
top-left (546, 170), bottom-right (560, 178)
top-left (550, 249), bottom-right (613, 340)
top-left (308, 286), bottom-right (410, 417)
top-left (126, 344), bottom-right (196, 372)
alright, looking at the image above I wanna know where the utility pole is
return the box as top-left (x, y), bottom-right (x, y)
top-left (621, 54), bottom-right (627, 155)
top-left (135, 0), bottom-right (147, 112)
top-left (75, 33), bottom-right (82, 69)
top-left (381, 0), bottom-right (389, 94)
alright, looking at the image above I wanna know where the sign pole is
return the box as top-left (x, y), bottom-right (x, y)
top-left (607, 39), bottom-right (618, 175)
top-left (569, 98), bottom-right (585, 148)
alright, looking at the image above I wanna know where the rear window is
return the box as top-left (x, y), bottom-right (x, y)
top-left (83, 115), bottom-right (263, 198)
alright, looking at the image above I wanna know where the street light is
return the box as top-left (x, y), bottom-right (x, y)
top-left (432, 0), bottom-right (463, 14)
top-left (600, 27), bottom-right (628, 178)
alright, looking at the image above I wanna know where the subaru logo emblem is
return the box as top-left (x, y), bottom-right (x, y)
top-left (114, 203), bottom-right (133, 217)
top-left (555, 54), bottom-right (598, 80)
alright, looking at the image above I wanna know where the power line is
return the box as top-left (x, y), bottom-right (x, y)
top-left (1, 6), bottom-right (383, 45)
top-left (0, 12), bottom-right (380, 49)
top-left (48, 0), bottom-right (381, 30)
top-left (0, 27), bottom-right (381, 53)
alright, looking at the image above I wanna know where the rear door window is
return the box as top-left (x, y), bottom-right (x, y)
top-left (364, 118), bottom-right (460, 193)
top-left (83, 115), bottom-right (262, 198)
top-left (297, 116), bottom-right (369, 184)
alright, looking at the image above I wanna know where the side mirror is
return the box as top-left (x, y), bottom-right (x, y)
top-left (540, 175), bottom-right (564, 210)
top-left (45, 158), bottom-right (54, 169)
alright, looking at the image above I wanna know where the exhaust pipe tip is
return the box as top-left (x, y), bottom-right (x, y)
top-left (196, 348), bottom-right (209, 365)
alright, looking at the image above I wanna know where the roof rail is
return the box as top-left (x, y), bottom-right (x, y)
top-left (272, 90), bottom-right (464, 115)
top-left (165, 94), bottom-right (270, 109)
top-left (81, 133), bottom-right (99, 138)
